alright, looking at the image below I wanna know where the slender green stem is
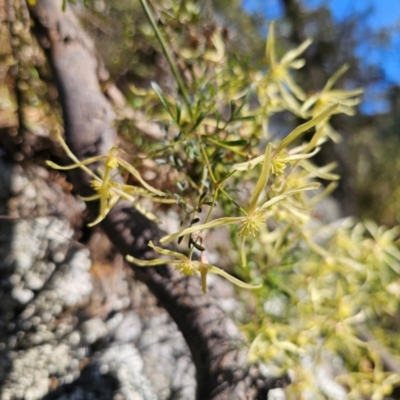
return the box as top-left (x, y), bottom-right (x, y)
top-left (199, 165), bottom-right (208, 193)
top-left (205, 137), bottom-right (247, 157)
top-left (204, 188), bottom-right (219, 224)
top-left (199, 141), bottom-right (217, 184)
top-left (140, 0), bottom-right (192, 118)
top-left (219, 187), bottom-right (247, 215)
top-left (145, 138), bottom-right (185, 161)
top-left (188, 246), bottom-right (195, 260)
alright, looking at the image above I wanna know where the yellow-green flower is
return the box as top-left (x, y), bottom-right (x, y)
top-left (300, 64), bottom-right (363, 142)
top-left (263, 22), bottom-right (312, 114)
top-left (126, 241), bottom-right (261, 294)
top-left (160, 143), bottom-right (319, 265)
top-left (232, 104), bottom-right (339, 178)
top-left (301, 64), bottom-right (363, 117)
top-left (47, 132), bottom-right (167, 226)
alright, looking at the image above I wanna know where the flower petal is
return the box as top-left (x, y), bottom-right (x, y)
top-left (278, 82), bottom-right (303, 114)
top-left (265, 22), bottom-right (277, 66)
top-left (282, 146), bottom-right (320, 161)
top-left (284, 73), bottom-right (307, 101)
top-left (277, 103), bottom-right (339, 153)
top-left (249, 143), bottom-right (272, 213)
top-left (160, 217), bottom-right (242, 244)
top-left (259, 183), bottom-right (320, 211)
top-left (232, 154), bottom-right (265, 171)
top-left (299, 160), bottom-right (340, 180)
top-left (46, 156), bottom-right (104, 170)
top-left (300, 93), bottom-right (320, 114)
top-left (87, 193), bottom-right (121, 227)
top-left (204, 264), bottom-right (262, 290)
top-left (117, 158), bottom-right (165, 196)
top-left (147, 241), bottom-right (189, 260)
top-left (126, 255), bottom-right (174, 266)
top-left (281, 38), bottom-right (312, 65)
top-left (323, 64), bottom-right (349, 91)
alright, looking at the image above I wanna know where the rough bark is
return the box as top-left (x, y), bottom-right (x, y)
top-left (0, 157), bottom-right (195, 400)
top-left (25, 1), bottom-right (266, 399)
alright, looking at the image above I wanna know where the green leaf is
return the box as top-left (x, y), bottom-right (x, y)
top-left (230, 100), bottom-right (237, 118)
top-left (151, 82), bottom-right (174, 118)
top-left (199, 189), bottom-right (208, 202)
top-left (223, 139), bottom-right (248, 147)
top-left (236, 87), bottom-right (255, 115)
top-left (214, 110), bottom-right (221, 128)
top-left (176, 101), bottom-right (182, 124)
top-left (190, 111), bottom-right (206, 132)
top-left (190, 238), bottom-right (205, 252)
top-left (234, 115), bottom-right (256, 122)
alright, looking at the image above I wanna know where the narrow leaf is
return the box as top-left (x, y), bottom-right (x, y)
top-left (234, 115), bottom-right (256, 122)
top-left (176, 101), bottom-right (182, 124)
top-left (224, 139), bottom-right (248, 147)
top-left (230, 100), bottom-right (237, 118)
top-left (151, 82), bottom-right (174, 118)
top-left (190, 111), bottom-right (206, 132)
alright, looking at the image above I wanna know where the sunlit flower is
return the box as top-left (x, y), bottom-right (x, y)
top-left (300, 64), bottom-right (363, 141)
top-left (158, 106), bottom-right (338, 266)
top-left (47, 132), bottom-right (167, 226)
top-left (261, 22), bottom-right (312, 115)
top-left (160, 143), bottom-right (319, 265)
top-left (232, 104), bottom-right (338, 176)
top-left (126, 241), bottom-right (261, 293)
top-left (362, 221), bottom-right (400, 273)
top-left (301, 64), bottom-right (363, 116)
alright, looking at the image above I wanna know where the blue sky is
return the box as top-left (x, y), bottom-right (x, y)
top-left (241, 0), bottom-right (400, 114)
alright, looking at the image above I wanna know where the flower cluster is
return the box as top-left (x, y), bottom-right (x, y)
top-left (126, 241), bottom-right (261, 294)
top-left (47, 132), bottom-right (169, 226)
